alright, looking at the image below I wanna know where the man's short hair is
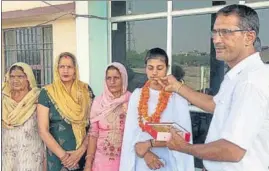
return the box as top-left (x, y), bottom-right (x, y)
top-left (217, 4), bottom-right (260, 48)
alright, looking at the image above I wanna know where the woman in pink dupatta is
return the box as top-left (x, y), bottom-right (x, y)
top-left (84, 62), bottom-right (131, 171)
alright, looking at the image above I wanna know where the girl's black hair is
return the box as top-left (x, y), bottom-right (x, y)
top-left (144, 47), bottom-right (168, 67)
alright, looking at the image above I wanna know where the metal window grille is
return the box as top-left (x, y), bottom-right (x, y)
top-left (3, 25), bottom-right (53, 87)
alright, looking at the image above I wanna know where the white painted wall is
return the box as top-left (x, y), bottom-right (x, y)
top-left (75, 1), bottom-right (90, 84)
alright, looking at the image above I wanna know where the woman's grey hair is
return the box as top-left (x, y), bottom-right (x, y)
top-left (9, 65), bottom-right (25, 74)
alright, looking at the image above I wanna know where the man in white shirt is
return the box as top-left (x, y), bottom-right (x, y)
top-left (157, 4), bottom-right (269, 171)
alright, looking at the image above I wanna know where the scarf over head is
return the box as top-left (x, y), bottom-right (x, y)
top-left (44, 52), bottom-right (92, 149)
top-left (2, 62), bottom-right (40, 129)
top-left (90, 62), bottom-right (131, 123)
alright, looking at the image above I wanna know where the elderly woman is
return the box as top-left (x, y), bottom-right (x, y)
top-left (119, 48), bottom-right (194, 171)
top-left (84, 62), bottom-right (131, 171)
top-left (37, 52), bottom-right (95, 171)
top-left (2, 62), bottom-right (44, 170)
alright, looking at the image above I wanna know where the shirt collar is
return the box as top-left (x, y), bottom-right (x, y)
top-left (226, 52), bottom-right (261, 80)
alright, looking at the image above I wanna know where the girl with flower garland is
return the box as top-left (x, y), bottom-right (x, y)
top-left (119, 48), bottom-right (194, 171)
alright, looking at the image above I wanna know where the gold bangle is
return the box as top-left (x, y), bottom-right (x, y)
top-left (176, 80), bottom-right (185, 93)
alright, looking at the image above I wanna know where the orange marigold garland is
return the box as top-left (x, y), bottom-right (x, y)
top-left (138, 80), bottom-right (172, 131)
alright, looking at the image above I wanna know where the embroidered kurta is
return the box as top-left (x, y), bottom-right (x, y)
top-left (89, 104), bottom-right (127, 171)
top-left (2, 62), bottom-right (44, 171)
top-left (119, 88), bottom-right (195, 171)
top-left (2, 113), bottom-right (44, 171)
top-left (87, 62), bottom-right (131, 171)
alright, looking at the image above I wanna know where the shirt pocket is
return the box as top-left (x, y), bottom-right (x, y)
top-left (213, 93), bottom-right (232, 130)
top-left (213, 93), bottom-right (226, 113)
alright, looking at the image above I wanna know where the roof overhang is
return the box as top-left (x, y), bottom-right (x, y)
top-left (2, 2), bottom-right (75, 24)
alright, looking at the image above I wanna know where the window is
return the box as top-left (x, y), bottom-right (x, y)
top-left (3, 26), bottom-right (53, 87)
top-left (257, 9), bottom-right (269, 62)
top-left (111, 1), bottom-right (166, 17)
top-left (172, 15), bottom-right (214, 168)
top-left (172, 0), bottom-right (238, 10)
top-left (173, 1), bottom-right (212, 10)
top-left (110, 2), bottom-right (269, 169)
top-left (112, 19), bottom-right (167, 92)
top-left (172, 14), bottom-right (212, 93)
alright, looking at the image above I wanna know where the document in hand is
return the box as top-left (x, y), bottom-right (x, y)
top-left (144, 122), bottom-right (191, 142)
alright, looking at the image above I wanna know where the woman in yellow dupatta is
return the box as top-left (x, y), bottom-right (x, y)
top-left (2, 62), bottom-right (44, 171)
top-left (37, 52), bottom-right (94, 171)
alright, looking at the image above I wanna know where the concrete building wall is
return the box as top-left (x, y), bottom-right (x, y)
top-left (2, 1), bottom-right (72, 12)
top-left (2, 1), bottom-right (76, 72)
